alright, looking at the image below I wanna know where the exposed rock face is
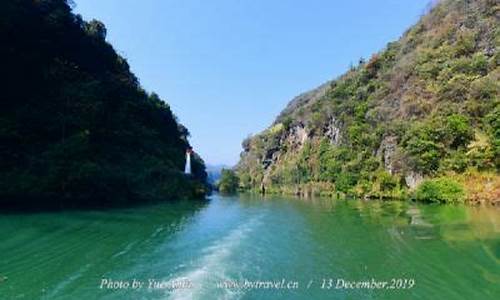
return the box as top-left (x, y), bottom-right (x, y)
top-left (324, 118), bottom-right (342, 145)
top-left (378, 135), bottom-right (425, 189)
top-left (405, 171), bottom-right (424, 190)
top-left (377, 135), bottom-right (399, 175)
top-left (262, 124), bottom-right (308, 170)
top-left (287, 125), bottom-right (309, 149)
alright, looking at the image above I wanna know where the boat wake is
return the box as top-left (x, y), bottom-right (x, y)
top-left (166, 215), bottom-right (263, 300)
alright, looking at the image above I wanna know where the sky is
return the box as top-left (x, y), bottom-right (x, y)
top-left (74, 0), bottom-right (430, 166)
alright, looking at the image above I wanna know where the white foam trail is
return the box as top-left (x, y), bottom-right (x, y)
top-left (166, 215), bottom-right (262, 300)
top-left (44, 263), bottom-right (91, 299)
top-left (112, 241), bottom-right (137, 259)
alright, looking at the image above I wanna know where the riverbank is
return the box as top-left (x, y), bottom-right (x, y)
top-left (241, 170), bottom-right (500, 206)
top-left (0, 176), bottom-right (208, 213)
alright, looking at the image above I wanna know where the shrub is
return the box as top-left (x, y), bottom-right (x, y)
top-left (218, 169), bottom-right (240, 194)
top-left (441, 150), bottom-right (469, 172)
top-left (335, 173), bottom-right (358, 193)
top-left (439, 74), bottom-right (473, 102)
top-left (403, 125), bottom-right (442, 174)
top-left (485, 106), bottom-right (500, 169)
top-left (282, 116), bottom-right (293, 131)
top-left (469, 75), bottom-right (498, 105)
top-left (454, 29), bottom-right (476, 56)
top-left (413, 177), bottom-right (465, 204)
top-left (443, 114), bottom-right (474, 148)
top-left (466, 132), bottom-right (494, 170)
top-left (377, 170), bottom-right (399, 192)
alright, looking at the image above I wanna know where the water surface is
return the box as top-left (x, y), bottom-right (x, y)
top-left (1, 194), bottom-right (499, 299)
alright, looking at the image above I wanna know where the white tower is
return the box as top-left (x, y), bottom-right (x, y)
top-left (184, 148), bottom-right (192, 175)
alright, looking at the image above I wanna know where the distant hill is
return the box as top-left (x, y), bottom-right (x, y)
top-left (237, 0), bottom-right (499, 203)
top-left (206, 164), bottom-right (230, 185)
top-left (0, 0), bottom-right (207, 208)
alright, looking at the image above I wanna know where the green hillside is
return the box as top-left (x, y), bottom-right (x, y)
top-left (0, 0), bottom-right (207, 208)
top-left (237, 0), bottom-right (499, 204)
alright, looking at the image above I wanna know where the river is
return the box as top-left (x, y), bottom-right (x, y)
top-left (0, 194), bottom-right (499, 299)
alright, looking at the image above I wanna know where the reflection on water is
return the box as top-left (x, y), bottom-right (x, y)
top-left (0, 195), bottom-right (499, 299)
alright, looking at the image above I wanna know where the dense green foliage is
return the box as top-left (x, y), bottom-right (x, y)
top-left (237, 0), bottom-right (499, 201)
top-left (412, 177), bottom-right (465, 204)
top-left (0, 0), bottom-right (207, 208)
top-left (217, 169), bottom-right (240, 194)
top-left (401, 114), bottom-right (476, 174)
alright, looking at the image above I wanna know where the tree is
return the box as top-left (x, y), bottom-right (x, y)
top-left (218, 169), bottom-right (239, 194)
top-left (85, 20), bottom-right (107, 40)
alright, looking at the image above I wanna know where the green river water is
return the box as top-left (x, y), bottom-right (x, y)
top-left (0, 194), bottom-right (499, 299)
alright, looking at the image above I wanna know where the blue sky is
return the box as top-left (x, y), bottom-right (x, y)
top-left (74, 0), bottom-right (430, 166)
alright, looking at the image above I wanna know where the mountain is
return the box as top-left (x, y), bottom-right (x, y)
top-left (206, 164), bottom-right (229, 185)
top-left (237, 0), bottom-right (499, 204)
top-left (0, 0), bottom-right (207, 208)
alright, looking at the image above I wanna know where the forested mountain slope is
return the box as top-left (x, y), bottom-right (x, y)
top-left (0, 0), bottom-right (207, 208)
top-left (237, 0), bottom-right (499, 203)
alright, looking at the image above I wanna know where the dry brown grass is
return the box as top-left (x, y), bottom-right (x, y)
top-left (459, 170), bottom-right (500, 205)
